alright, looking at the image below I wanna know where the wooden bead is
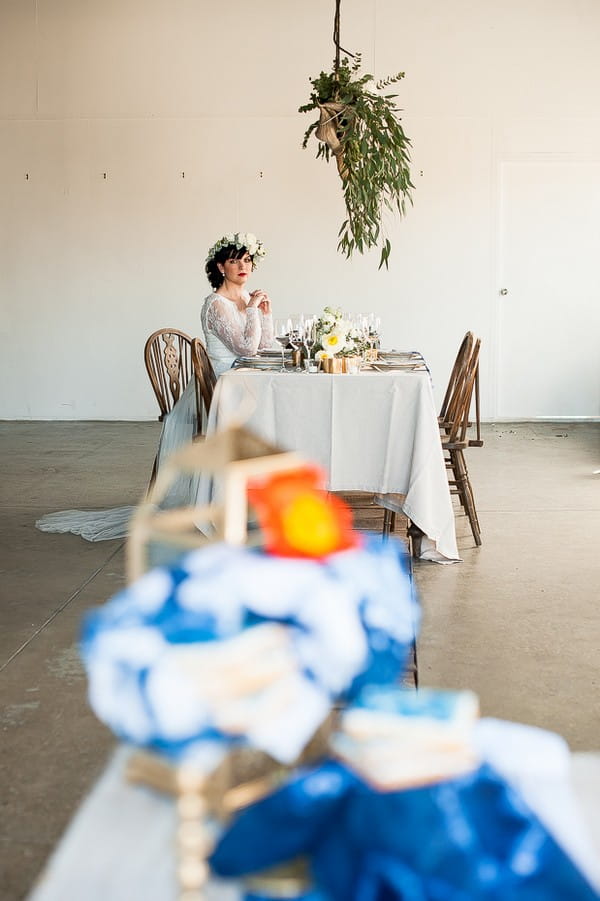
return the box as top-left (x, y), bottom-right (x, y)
top-left (178, 858), bottom-right (209, 889)
top-left (177, 794), bottom-right (205, 818)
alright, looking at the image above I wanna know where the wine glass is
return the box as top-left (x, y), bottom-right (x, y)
top-left (303, 318), bottom-right (316, 370)
top-left (274, 318), bottom-right (290, 371)
top-left (288, 325), bottom-right (303, 371)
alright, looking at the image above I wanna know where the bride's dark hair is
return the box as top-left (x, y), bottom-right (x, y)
top-left (205, 244), bottom-right (255, 290)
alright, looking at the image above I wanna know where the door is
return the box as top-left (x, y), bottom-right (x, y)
top-left (496, 159), bottom-right (600, 419)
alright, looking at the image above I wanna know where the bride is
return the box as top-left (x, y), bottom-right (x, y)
top-left (36, 231), bottom-right (273, 541)
top-left (201, 232), bottom-right (274, 377)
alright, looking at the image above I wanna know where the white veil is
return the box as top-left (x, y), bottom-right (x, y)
top-left (35, 380), bottom-right (201, 542)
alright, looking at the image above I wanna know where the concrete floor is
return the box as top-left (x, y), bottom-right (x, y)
top-left (1, 420), bottom-right (599, 899)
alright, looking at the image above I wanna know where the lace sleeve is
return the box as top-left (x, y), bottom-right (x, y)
top-left (258, 312), bottom-right (274, 349)
top-left (205, 297), bottom-right (265, 357)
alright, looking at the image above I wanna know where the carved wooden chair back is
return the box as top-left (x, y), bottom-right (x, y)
top-left (144, 328), bottom-right (193, 421)
top-left (443, 338), bottom-right (481, 447)
top-left (439, 331), bottom-right (474, 430)
top-left (191, 337), bottom-right (217, 434)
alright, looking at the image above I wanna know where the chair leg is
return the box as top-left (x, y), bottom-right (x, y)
top-left (382, 508), bottom-right (396, 539)
top-left (411, 638), bottom-right (419, 689)
top-left (452, 449), bottom-right (482, 546)
top-left (405, 551), bottom-right (419, 688)
top-left (407, 521), bottom-right (423, 559)
top-left (147, 454), bottom-right (159, 497)
top-left (446, 453), bottom-right (467, 512)
top-left (456, 449), bottom-right (481, 541)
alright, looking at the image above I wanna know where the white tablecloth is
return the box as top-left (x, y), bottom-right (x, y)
top-left (207, 369), bottom-right (460, 563)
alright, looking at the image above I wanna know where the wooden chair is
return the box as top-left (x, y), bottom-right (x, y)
top-left (375, 333), bottom-right (483, 551)
top-left (439, 330), bottom-right (483, 447)
top-left (441, 337), bottom-right (482, 546)
top-left (144, 328), bottom-right (193, 421)
top-left (144, 328), bottom-right (193, 488)
top-left (372, 337), bottom-right (475, 555)
top-left (438, 331), bottom-right (474, 434)
top-left (191, 337), bottom-right (217, 435)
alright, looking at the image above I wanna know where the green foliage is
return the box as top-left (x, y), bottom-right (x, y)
top-left (299, 55), bottom-right (414, 269)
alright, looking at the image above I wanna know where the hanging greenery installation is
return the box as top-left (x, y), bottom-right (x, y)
top-left (299, 0), bottom-right (414, 269)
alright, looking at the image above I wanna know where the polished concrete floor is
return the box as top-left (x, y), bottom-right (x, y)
top-left (1, 420), bottom-right (599, 899)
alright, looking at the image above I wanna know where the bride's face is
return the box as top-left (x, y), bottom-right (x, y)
top-left (221, 253), bottom-right (253, 285)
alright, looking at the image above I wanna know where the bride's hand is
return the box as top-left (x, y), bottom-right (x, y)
top-left (250, 290), bottom-right (271, 315)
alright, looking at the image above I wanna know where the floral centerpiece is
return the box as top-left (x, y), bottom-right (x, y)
top-left (313, 306), bottom-right (379, 370)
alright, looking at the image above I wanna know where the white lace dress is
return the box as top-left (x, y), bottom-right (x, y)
top-left (201, 292), bottom-right (275, 377)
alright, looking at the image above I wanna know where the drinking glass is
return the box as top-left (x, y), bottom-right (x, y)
top-left (302, 318), bottom-right (316, 370)
top-left (289, 327), bottom-right (303, 371)
top-left (274, 318), bottom-right (290, 372)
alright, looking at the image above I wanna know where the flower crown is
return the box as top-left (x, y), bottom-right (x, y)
top-left (206, 232), bottom-right (267, 265)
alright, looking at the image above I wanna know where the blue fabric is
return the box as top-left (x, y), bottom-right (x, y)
top-left (210, 762), bottom-right (599, 901)
top-left (243, 892), bottom-right (326, 901)
top-left (80, 536), bottom-right (417, 761)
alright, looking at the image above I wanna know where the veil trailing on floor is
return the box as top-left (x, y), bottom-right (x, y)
top-left (35, 381), bottom-right (201, 542)
top-left (35, 506), bottom-right (136, 542)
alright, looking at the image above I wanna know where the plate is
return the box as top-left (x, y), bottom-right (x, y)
top-left (257, 348), bottom-right (292, 358)
top-left (379, 351), bottom-right (422, 361)
top-left (370, 362), bottom-right (426, 372)
top-left (234, 357), bottom-right (294, 371)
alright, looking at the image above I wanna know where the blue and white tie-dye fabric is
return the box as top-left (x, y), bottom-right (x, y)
top-left (80, 535), bottom-right (416, 764)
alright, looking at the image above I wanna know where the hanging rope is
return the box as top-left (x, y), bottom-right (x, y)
top-left (333, 0), bottom-right (356, 75)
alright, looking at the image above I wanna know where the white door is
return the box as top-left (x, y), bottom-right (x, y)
top-left (496, 160), bottom-right (600, 419)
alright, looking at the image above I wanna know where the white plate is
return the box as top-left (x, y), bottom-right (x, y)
top-left (379, 351), bottom-right (422, 361)
top-left (257, 348), bottom-right (292, 358)
top-left (370, 362), bottom-right (426, 372)
top-left (234, 358), bottom-right (294, 371)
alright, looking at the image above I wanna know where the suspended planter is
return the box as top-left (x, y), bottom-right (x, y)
top-left (299, 0), bottom-right (414, 268)
top-left (314, 101), bottom-right (347, 178)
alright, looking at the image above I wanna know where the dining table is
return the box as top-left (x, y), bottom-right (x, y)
top-left (203, 364), bottom-right (460, 563)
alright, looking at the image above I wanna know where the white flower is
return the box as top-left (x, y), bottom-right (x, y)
top-left (322, 313), bottom-right (335, 327)
top-left (315, 349), bottom-right (332, 361)
top-left (206, 232), bottom-right (266, 268)
top-left (322, 332), bottom-right (347, 354)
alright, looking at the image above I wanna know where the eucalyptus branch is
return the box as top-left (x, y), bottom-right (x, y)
top-left (299, 55), bottom-right (414, 268)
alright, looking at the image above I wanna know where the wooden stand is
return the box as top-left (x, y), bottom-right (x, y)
top-left (127, 425), bottom-right (303, 582)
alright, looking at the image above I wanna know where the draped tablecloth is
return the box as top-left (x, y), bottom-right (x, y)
top-left (207, 369), bottom-right (460, 563)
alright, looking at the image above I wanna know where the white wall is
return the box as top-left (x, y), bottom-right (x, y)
top-left (1, 0), bottom-right (599, 419)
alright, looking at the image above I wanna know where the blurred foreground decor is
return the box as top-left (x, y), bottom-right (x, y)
top-left (79, 427), bottom-right (598, 900)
